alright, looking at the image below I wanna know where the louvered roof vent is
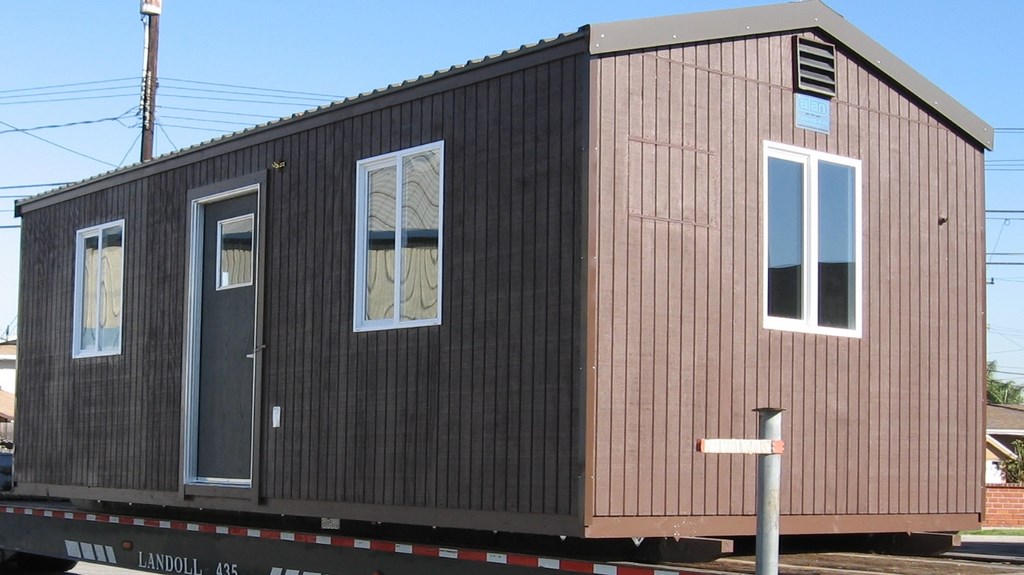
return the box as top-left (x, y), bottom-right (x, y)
top-left (794, 37), bottom-right (837, 98)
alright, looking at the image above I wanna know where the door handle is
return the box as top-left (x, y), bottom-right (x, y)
top-left (245, 344), bottom-right (266, 359)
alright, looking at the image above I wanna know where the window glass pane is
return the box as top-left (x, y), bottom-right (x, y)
top-left (80, 234), bottom-right (99, 351)
top-left (767, 157), bottom-right (804, 320)
top-left (218, 216), bottom-right (254, 289)
top-left (366, 165), bottom-right (397, 320)
top-left (818, 161), bottom-right (856, 329)
top-left (98, 226), bottom-right (123, 351)
top-left (401, 149), bottom-right (440, 321)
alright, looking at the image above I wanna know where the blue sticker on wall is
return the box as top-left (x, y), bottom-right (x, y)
top-left (795, 93), bottom-right (831, 134)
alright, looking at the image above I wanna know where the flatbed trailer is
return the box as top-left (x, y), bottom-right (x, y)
top-left (1, 501), bottom-right (691, 575)
top-left (0, 502), bottom-right (1021, 575)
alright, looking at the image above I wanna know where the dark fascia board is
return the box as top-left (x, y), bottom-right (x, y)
top-left (588, 0), bottom-right (994, 151)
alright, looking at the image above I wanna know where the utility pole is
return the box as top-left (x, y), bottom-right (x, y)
top-left (140, 0), bottom-right (162, 162)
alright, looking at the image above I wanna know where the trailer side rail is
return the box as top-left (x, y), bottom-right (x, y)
top-left (1, 505), bottom-right (700, 575)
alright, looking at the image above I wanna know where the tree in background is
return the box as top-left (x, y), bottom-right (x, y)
top-left (988, 361), bottom-right (1023, 405)
top-left (1001, 439), bottom-right (1024, 484)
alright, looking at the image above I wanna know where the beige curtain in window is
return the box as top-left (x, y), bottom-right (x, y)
top-left (80, 242), bottom-right (122, 350)
top-left (400, 246), bottom-right (438, 320)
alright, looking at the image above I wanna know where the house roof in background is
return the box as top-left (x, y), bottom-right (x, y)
top-left (0, 390), bottom-right (13, 421)
top-left (988, 404), bottom-right (1024, 433)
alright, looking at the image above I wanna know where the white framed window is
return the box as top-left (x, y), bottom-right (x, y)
top-left (354, 141), bottom-right (443, 332)
top-left (763, 141), bottom-right (862, 337)
top-left (216, 214), bottom-right (254, 290)
top-left (73, 219), bottom-right (125, 357)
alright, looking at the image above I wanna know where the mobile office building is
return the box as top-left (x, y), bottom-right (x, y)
top-left (14, 0), bottom-right (991, 540)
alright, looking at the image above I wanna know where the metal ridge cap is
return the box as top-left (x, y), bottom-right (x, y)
top-left (588, 0), bottom-right (826, 55)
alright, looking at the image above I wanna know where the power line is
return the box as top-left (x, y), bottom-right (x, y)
top-left (159, 114), bottom-right (257, 127)
top-left (159, 93), bottom-right (324, 107)
top-left (0, 77), bottom-right (138, 95)
top-left (0, 84), bottom-right (139, 101)
top-left (157, 105), bottom-right (280, 120)
top-left (160, 84), bottom-right (326, 100)
top-left (988, 210), bottom-right (1024, 214)
top-left (158, 123), bottom-right (235, 133)
top-left (117, 132), bottom-right (143, 168)
top-left (161, 77), bottom-right (343, 100)
top-left (989, 219), bottom-right (1011, 265)
top-left (0, 93), bottom-right (139, 106)
top-left (0, 184), bottom-right (69, 191)
top-left (0, 109), bottom-right (136, 135)
top-left (157, 124), bottom-right (177, 152)
top-left (0, 119), bottom-right (117, 168)
top-left (0, 316), bottom-right (15, 342)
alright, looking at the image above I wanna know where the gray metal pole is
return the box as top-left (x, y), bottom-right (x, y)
top-left (754, 407), bottom-right (784, 575)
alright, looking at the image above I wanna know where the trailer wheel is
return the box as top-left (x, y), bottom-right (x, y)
top-left (0, 551), bottom-right (77, 573)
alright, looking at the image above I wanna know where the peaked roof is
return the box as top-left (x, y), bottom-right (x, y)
top-left (16, 0), bottom-right (991, 214)
top-left (988, 404), bottom-right (1024, 433)
top-left (588, 0), bottom-right (992, 151)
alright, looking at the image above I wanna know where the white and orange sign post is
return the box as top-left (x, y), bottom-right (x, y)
top-left (697, 408), bottom-right (785, 575)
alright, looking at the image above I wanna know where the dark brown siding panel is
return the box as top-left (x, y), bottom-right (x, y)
top-left (16, 41), bottom-right (588, 533)
top-left (17, 180), bottom-right (185, 493)
top-left (589, 31), bottom-right (985, 535)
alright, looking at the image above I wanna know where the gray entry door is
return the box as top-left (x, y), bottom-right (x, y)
top-left (192, 192), bottom-right (258, 483)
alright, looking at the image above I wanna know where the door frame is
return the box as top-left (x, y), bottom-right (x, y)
top-left (180, 172), bottom-right (267, 499)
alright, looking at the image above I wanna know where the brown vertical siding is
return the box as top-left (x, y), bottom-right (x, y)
top-left (15, 40), bottom-right (588, 532)
top-left (17, 179), bottom-right (186, 494)
top-left (588, 32), bottom-right (985, 534)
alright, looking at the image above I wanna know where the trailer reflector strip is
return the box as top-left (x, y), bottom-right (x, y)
top-left (64, 540), bottom-right (117, 564)
top-left (65, 541), bottom-right (81, 558)
top-left (6, 505), bottom-right (707, 575)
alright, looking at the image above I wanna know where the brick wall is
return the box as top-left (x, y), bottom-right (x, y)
top-left (985, 484), bottom-right (1024, 527)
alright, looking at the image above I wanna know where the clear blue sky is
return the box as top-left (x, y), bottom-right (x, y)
top-left (1, 1), bottom-right (1022, 381)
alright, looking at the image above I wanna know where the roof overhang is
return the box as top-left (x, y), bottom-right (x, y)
top-left (588, 0), bottom-right (993, 151)
top-left (989, 434), bottom-right (1019, 460)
